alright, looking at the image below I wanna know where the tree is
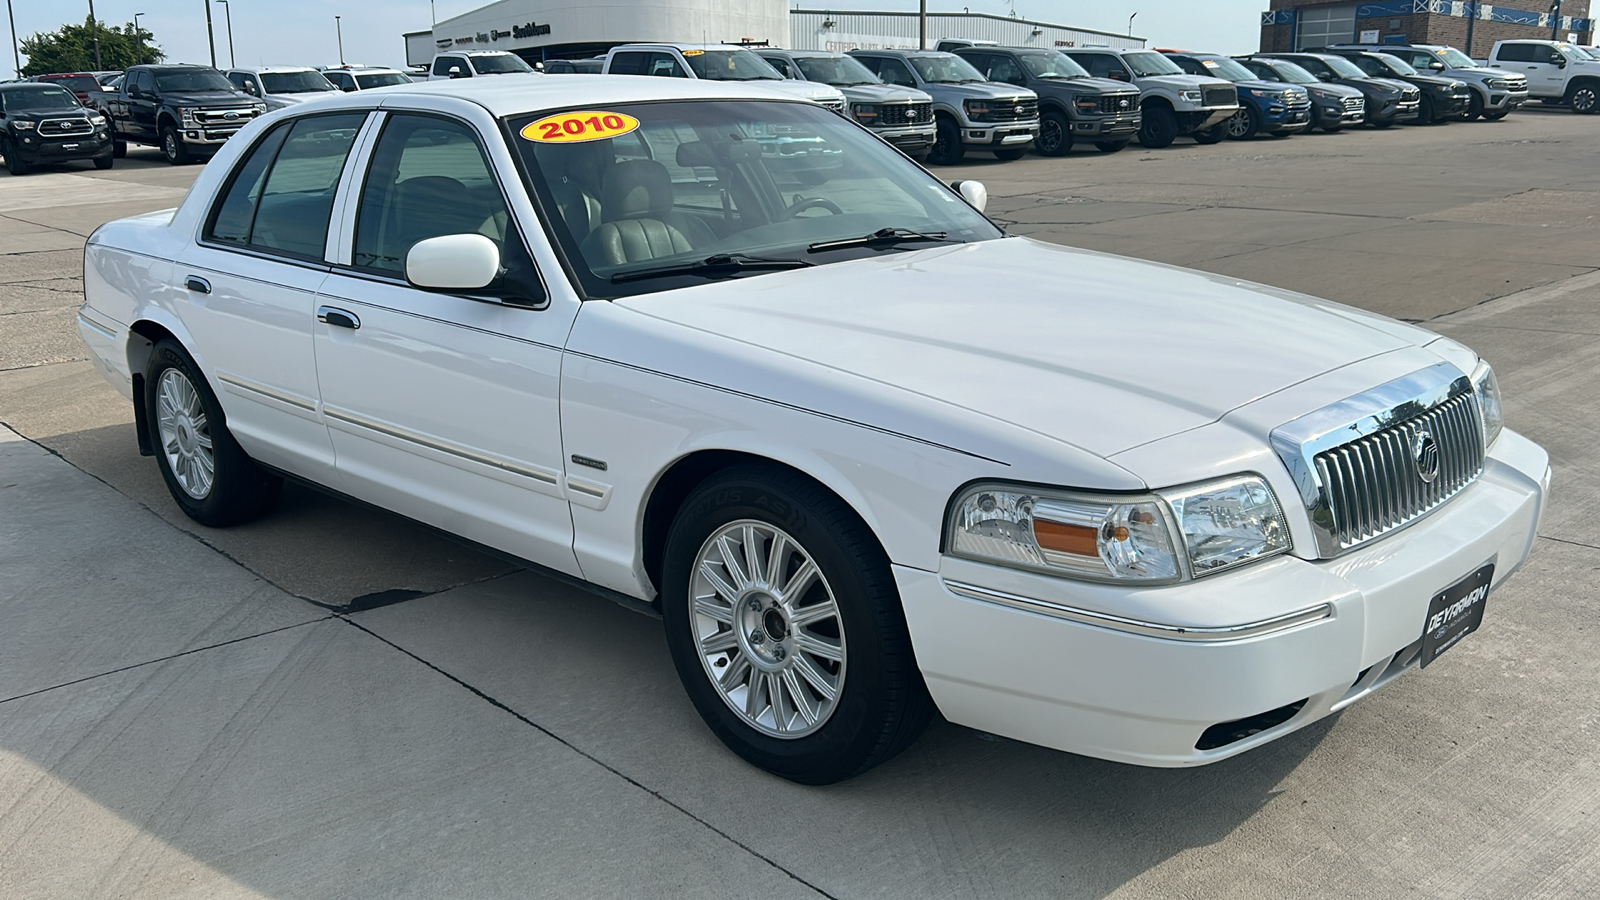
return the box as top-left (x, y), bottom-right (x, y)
top-left (19, 16), bottom-right (164, 75)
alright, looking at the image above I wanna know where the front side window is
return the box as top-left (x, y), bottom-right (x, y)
top-left (908, 55), bottom-right (985, 84)
top-left (1320, 56), bottom-right (1368, 79)
top-left (325, 71), bottom-right (355, 90)
top-left (1194, 57), bottom-right (1256, 83)
top-left (261, 71), bottom-right (338, 94)
top-left (609, 52), bottom-right (651, 75)
top-left (510, 100), bottom-right (1002, 299)
top-left (1068, 53), bottom-right (1127, 81)
top-left (1369, 54), bottom-right (1417, 76)
top-left (434, 57), bottom-right (467, 77)
top-left (1436, 47), bottom-right (1476, 68)
top-left (206, 113), bottom-right (366, 259)
top-left (986, 56), bottom-right (1026, 86)
top-left (353, 114), bottom-right (513, 273)
top-left (875, 58), bottom-right (917, 87)
top-left (682, 49), bottom-right (782, 81)
top-left (646, 53), bottom-right (688, 78)
top-left (154, 69), bottom-right (237, 92)
top-left (763, 56), bottom-right (793, 78)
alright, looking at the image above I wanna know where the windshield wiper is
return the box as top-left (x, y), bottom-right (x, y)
top-left (610, 253), bottom-right (813, 284)
top-left (808, 227), bottom-right (951, 254)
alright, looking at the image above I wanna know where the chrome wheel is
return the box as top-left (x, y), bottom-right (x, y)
top-left (690, 520), bottom-right (846, 739)
top-left (155, 367), bottom-right (215, 499)
top-left (1225, 109), bottom-right (1254, 139)
top-left (1573, 86), bottom-right (1599, 114)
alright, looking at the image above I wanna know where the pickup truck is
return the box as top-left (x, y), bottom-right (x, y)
top-left (953, 46), bottom-right (1142, 155)
top-left (1326, 43), bottom-right (1527, 120)
top-left (428, 50), bottom-right (538, 80)
top-left (1484, 40), bottom-right (1600, 113)
top-left (603, 44), bottom-right (846, 114)
top-left (1164, 52), bottom-right (1310, 140)
top-left (848, 49), bottom-right (1039, 164)
top-left (756, 49), bottom-right (936, 161)
top-left (98, 63), bottom-right (266, 164)
top-left (1063, 47), bottom-right (1238, 148)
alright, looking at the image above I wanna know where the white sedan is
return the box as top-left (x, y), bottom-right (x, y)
top-left (76, 75), bottom-right (1549, 784)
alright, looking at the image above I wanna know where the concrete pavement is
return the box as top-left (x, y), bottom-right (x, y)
top-left (3, 119), bottom-right (1599, 897)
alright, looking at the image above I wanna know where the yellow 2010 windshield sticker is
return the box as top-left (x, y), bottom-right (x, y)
top-left (521, 111), bottom-right (641, 144)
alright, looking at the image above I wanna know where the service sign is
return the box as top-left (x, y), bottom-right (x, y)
top-left (520, 111), bottom-right (641, 144)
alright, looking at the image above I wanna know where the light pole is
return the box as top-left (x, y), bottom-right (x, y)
top-left (1550, 0), bottom-right (1564, 41)
top-left (918, 0), bottom-right (926, 50)
top-left (1128, 11), bottom-right (1138, 38)
top-left (6, 0), bottom-right (19, 79)
top-left (335, 15), bottom-right (345, 66)
top-left (216, 0), bottom-right (234, 67)
top-left (203, 0), bottom-right (217, 66)
top-left (87, 0), bottom-right (102, 69)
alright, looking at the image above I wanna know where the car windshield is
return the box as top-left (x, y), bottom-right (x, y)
top-left (792, 55), bottom-right (879, 86)
top-left (1123, 51), bottom-right (1185, 77)
top-left (510, 100), bottom-right (1001, 298)
top-left (261, 71), bottom-right (338, 93)
top-left (683, 49), bottom-right (782, 81)
top-left (1193, 57), bottom-right (1256, 82)
top-left (908, 55), bottom-right (985, 83)
top-left (1320, 56), bottom-right (1367, 78)
top-left (1259, 59), bottom-right (1318, 84)
top-left (1563, 44), bottom-right (1595, 60)
top-left (473, 54), bottom-right (534, 74)
top-left (356, 72), bottom-right (411, 89)
top-left (1435, 47), bottom-right (1477, 67)
top-left (4, 86), bottom-right (81, 110)
top-left (43, 75), bottom-right (99, 93)
top-left (154, 69), bottom-right (237, 92)
top-left (1019, 51), bottom-right (1089, 79)
top-left (1371, 53), bottom-right (1419, 76)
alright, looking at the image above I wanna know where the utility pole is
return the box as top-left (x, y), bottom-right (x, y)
top-left (335, 15), bottom-right (345, 66)
top-left (1551, 0), bottom-right (1564, 41)
top-left (87, 0), bottom-right (101, 69)
top-left (6, 0), bottom-right (19, 79)
top-left (204, 0), bottom-right (217, 65)
top-left (1465, 1), bottom-right (1476, 57)
top-left (919, 0), bottom-right (926, 50)
top-left (217, 0), bottom-right (234, 67)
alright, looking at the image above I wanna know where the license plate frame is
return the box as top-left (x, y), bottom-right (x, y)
top-left (1420, 562), bottom-right (1494, 668)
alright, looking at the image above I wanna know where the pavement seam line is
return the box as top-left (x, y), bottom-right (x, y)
top-left (0, 617), bottom-right (333, 706)
top-left (1538, 534), bottom-right (1600, 553)
top-left (337, 615), bottom-right (839, 900)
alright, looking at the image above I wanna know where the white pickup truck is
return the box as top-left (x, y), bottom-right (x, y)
top-left (1483, 40), bottom-right (1600, 113)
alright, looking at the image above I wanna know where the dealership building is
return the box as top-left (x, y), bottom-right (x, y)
top-left (1261, 0), bottom-right (1592, 56)
top-left (402, 0), bottom-right (1141, 67)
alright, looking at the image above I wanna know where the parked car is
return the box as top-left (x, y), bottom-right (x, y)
top-left (1063, 47), bottom-right (1238, 148)
top-left (0, 82), bottom-right (113, 174)
top-left (319, 65), bottom-right (414, 91)
top-left (952, 46), bottom-right (1141, 155)
top-left (848, 49), bottom-right (1038, 164)
top-left (541, 58), bottom-right (605, 75)
top-left (603, 44), bottom-right (846, 114)
top-left (1326, 43), bottom-right (1527, 120)
top-left (1164, 52), bottom-right (1310, 140)
top-left (1484, 40), bottom-right (1600, 113)
top-left (756, 48), bottom-right (936, 160)
top-left (1252, 53), bottom-right (1420, 128)
top-left (75, 75), bottom-right (1549, 785)
top-left (1313, 49), bottom-right (1470, 124)
top-left (99, 63), bottom-right (266, 164)
top-left (92, 71), bottom-right (123, 87)
top-left (30, 72), bottom-right (103, 105)
top-left (226, 66), bottom-right (340, 110)
top-left (1234, 56), bottom-right (1365, 133)
top-left (429, 50), bottom-right (538, 80)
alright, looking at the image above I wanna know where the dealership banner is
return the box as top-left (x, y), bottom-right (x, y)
top-left (1263, 2), bottom-right (1592, 31)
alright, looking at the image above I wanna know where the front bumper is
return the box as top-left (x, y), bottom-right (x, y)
top-left (898, 429), bottom-right (1548, 767)
top-left (7, 131), bottom-right (112, 162)
top-left (179, 126), bottom-right (246, 146)
top-left (1315, 99), bottom-right (1367, 127)
top-left (1485, 88), bottom-right (1529, 112)
top-left (963, 121), bottom-right (1039, 147)
top-left (1073, 113), bottom-right (1141, 137)
top-left (1263, 101), bottom-right (1313, 134)
top-left (874, 124), bottom-right (936, 153)
top-left (1373, 97), bottom-right (1421, 124)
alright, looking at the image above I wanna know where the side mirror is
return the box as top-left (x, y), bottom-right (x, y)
top-left (126, 85), bottom-right (142, 99)
top-left (341, 84), bottom-right (357, 92)
top-left (1558, 58), bottom-right (1569, 69)
top-left (951, 180), bottom-right (988, 213)
top-left (405, 234), bottom-right (502, 292)
top-left (1429, 61), bottom-right (1445, 70)
top-left (448, 67), bottom-right (468, 79)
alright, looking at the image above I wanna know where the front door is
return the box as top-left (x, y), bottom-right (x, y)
top-left (312, 111), bottom-right (580, 575)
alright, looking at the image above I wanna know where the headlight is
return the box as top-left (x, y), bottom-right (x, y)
top-left (10, 120), bottom-right (35, 131)
top-left (179, 107), bottom-right (199, 126)
top-left (1432, 83), bottom-right (1455, 93)
top-left (1179, 89), bottom-right (1203, 103)
top-left (1487, 79), bottom-right (1508, 90)
top-left (1159, 476), bottom-right (1292, 577)
top-left (948, 485), bottom-right (1180, 583)
top-left (852, 103), bottom-right (879, 122)
top-left (252, 102), bottom-right (268, 113)
top-left (1472, 361), bottom-right (1504, 448)
top-left (963, 100), bottom-right (994, 122)
top-left (1075, 96), bottom-right (1101, 113)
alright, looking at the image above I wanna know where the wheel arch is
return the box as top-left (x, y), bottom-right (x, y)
top-left (1141, 94), bottom-right (1174, 113)
top-left (156, 110), bottom-right (178, 131)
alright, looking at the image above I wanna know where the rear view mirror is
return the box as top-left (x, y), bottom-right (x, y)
top-left (952, 180), bottom-right (988, 213)
top-left (405, 234), bottom-right (502, 292)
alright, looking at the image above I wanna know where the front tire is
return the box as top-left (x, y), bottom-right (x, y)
top-left (112, 137), bottom-right (127, 158)
top-left (93, 153), bottom-right (114, 170)
top-left (1036, 110), bottom-right (1073, 156)
top-left (143, 338), bottom-right (281, 527)
top-left (1138, 105), bottom-right (1177, 149)
top-left (161, 126), bottom-right (192, 165)
top-left (1465, 92), bottom-right (1484, 121)
top-left (1416, 95), bottom-right (1436, 125)
top-left (1192, 122), bottom-right (1225, 145)
top-left (661, 465), bottom-right (933, 785)
top-left (2, 139), bottom-right (31, 175)
top-left (1482, 109), bottom-right (1510, 121)
top-left (928, 116), bottom-right (965, 165)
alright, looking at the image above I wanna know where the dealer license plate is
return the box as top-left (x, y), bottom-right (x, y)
top-left (1420, 563), bottom-right (1494, 668)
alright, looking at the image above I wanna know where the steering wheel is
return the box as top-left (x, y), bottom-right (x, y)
top-left (784, 196), bottom-right (845, 218)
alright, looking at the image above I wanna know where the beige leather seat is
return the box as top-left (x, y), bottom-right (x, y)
top-left (581, 159), bottom-right (716, 267)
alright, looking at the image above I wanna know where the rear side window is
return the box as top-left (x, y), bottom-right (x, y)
top-left (608, 52), bottom-right (651, 75)
top-left (1496, 44), bottom-right (1534, 63)
top-left (205, 113), bottom-right (367, 260)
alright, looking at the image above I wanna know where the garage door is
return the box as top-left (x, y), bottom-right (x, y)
top-left (1297, 4), bottom-right (1357, 50)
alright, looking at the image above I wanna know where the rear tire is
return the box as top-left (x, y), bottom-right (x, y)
top-left (1095, 139), bottom-right (1129, 153)
top-left (161, 126), bottom-right (192, 165)
top-left (1036, 110), bottom-right (1073, 156)
top-left (143, 338), bottom-right (282, 527)
top-left (928, 116), bottom-right (965, 165)
top-left (660, 465), bottom-right (934, 785)
top-left (112, 138), bottom-right (127, 158)
top-left (1138, 105), bottom-right (1177, 149)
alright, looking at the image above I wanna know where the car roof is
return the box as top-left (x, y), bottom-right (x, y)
top-left (0, 82), bottom-right (72, 91)
top-left (759, 49), bottom-right (841, 59)
top-left (312, 73), bottom-right (811, 117)
top-left (849, 49), bottom-right (953, 58)
top-left (613, 43), bottom-right (762, 52)
top-left (443, 49), bottom-right (521, 57)
top-left (232, 66), bottom-right (320, 74)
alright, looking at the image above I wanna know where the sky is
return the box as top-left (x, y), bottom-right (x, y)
top-left (3, 1), bottom-right (1265, 79)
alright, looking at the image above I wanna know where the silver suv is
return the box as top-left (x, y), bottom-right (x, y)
top-left (849, 49), bottom-right (1038, 165)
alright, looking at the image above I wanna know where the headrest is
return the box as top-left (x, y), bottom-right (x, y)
top-left (603, 159), bottom-right (673, 220)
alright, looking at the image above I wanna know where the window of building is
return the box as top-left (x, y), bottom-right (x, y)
top-left (1296, 5), bottom-right (1356, 51)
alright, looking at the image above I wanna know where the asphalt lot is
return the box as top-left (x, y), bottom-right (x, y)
top-left (2, 111), bottom-right (1599, 898)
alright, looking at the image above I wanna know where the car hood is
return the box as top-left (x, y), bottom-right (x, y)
top-left (613, 238), bottom-right (1429, 458)
top-left (1051, 76), bottom-right (1142, 95)
top-left (1345, 76), bottom-right (1410, 93)
top-left (160, 89), bottom-right (255, 107)
top-left (1304, 82), bottom-right (1364, 99)
top-left (2, 108), bottom-right (93, 122)
top-left (1406, 73), bottom-right (1464, 88)
top-left (1136, 74), bottom-right (1227, 92)
top-left (921, 81), bottom-right (1034, 102)
top-left (837, 83), bottom-right (930, 104)
top-left (761, 79), bottom-right (845, 104)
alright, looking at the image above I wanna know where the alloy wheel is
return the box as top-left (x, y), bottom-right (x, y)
top-left (155, 367), bottom-right (215, 499)
top-left (690, 520), bottom-right (846, 739)
top-left (1573, 87), bottom-right (1598, 113)
top-left (1226, 109), bottom-right (1253, 139)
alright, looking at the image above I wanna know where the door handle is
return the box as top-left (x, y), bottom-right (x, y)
top-left (184, 275), bottom-right (211, 294)
top-left (317, 306), bottom-right (360, 330)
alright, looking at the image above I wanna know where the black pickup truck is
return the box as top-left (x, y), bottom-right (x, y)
top-left (98, 64), bottom-right (266, 164)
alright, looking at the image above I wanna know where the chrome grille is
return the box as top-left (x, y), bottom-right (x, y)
top-left (991, 98), bottom-right (1038, 121)
top-left (1313, 393), bottom-right (1484, 549)
top-left (38, 117), bottom-right (94, 137)
top-left (1098, 93), bottom-right (1139, 115)
top-left (877, 101), bottom-right (932, 126)
top-left (194, 108), bottom-right (258, 125)
top-left (1402, 88), bottom-right (1421, 102)
top-left (1204, 88), bottom-right (1237, 107)
top-left (1341, 96), bottom-right (1364, 113)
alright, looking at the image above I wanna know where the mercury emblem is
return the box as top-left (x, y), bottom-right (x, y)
top-left (1413, 429), bottom-right (1441, 484)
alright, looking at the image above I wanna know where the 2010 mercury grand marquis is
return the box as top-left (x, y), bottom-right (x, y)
top-left (75, 75), bottom-right (1550, 784)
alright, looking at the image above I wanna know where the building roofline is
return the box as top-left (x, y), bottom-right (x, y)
top-left (791, 8), bottom-right (1143, 42)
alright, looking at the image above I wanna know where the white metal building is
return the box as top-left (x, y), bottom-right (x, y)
top-left (403, 0), bottom-right (1141, 66)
